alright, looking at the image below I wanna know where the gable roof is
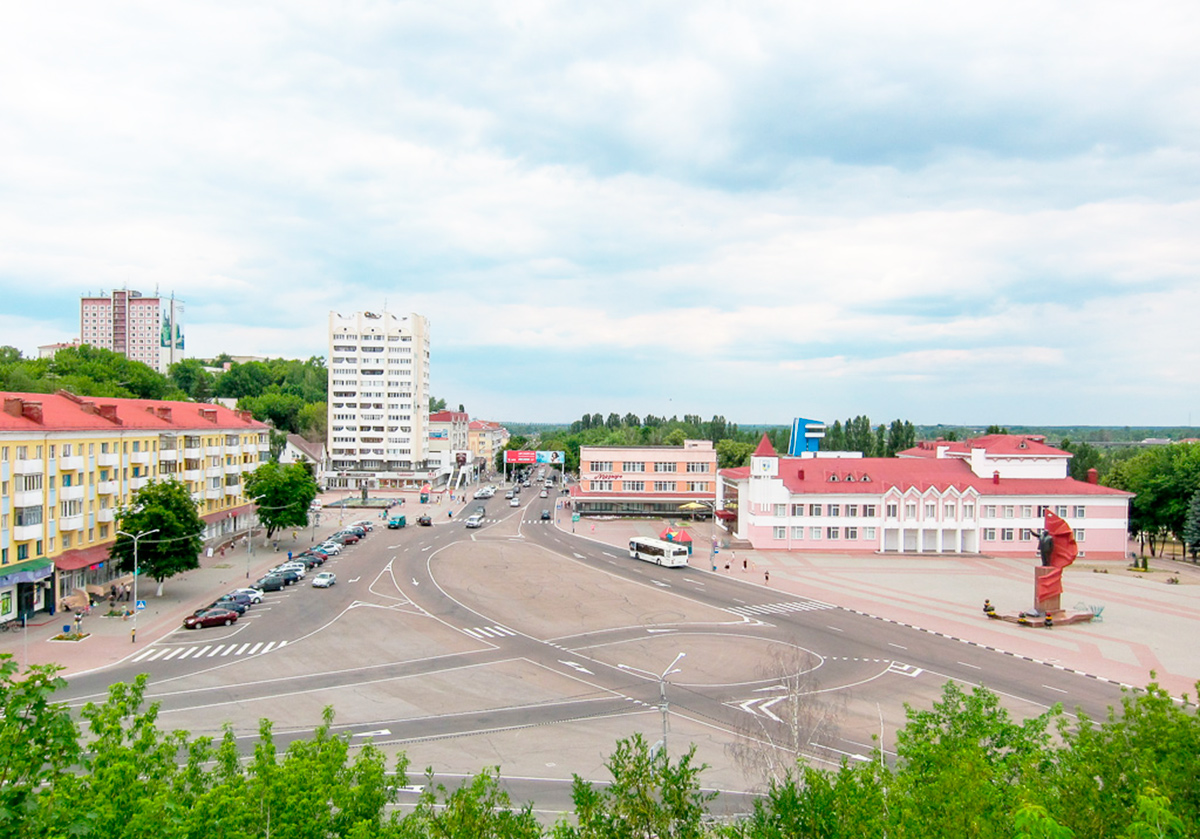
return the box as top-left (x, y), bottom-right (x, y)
top-left (0, 391), bottom-right (268, 432)
top-left (900, 434), bottom-right (1069, 459)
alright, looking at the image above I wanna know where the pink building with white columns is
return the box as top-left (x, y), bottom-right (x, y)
top-left (718, 434), bottom-right (1132, 560)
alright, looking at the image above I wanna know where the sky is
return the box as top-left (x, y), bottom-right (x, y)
top-left (2, 2), bottom-right (1198, 427)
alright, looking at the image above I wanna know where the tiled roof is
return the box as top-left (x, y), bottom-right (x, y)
top-left (0, 391), bottom-right (268, 432)
top-left (899, 434), bottom-right (1069, 459)
top-left (753, 433), bottom-right (776, 457)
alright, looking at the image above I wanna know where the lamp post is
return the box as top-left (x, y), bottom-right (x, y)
top-left (117, 528), bottom-right (158, 643)
top-left (618, 652), bottom-right (686, 758)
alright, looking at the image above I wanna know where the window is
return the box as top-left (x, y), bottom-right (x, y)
top-left (885, 503), bottom-right (897, 518)
top-left (1076, 529), bottom-right (1086, 541)
top-left (1001, 528), bottom-right (1015, 541)
top-left (623, 462), bottom-right (645, 472)
top-left (687, 482), bottom-right (709, 493)
top-left (905, 503), bottom-right (917, 519)
top-left (1037, 504), bottom-right (1049, 517)
top-left (826, 527), bottom-right (839, 540)
top-left (846, 527), bottom-right (858, 539)
top-left (810, 527), bottom-right (822, 540)
top-left (1020, 505), bottom-right (1033, 518)
top-left (963, 503), bottom-right (975, 519)
top-left (1056, 505), bottom-right (1068, 517)
top-left (791, 504), bottom-right (805, 516)
top-left (925, 503), bottom-right (936, 518)
top-left (983, 505), bottom-right (997, 518)
top-left (773, 527), bottom-right (786, 539)
top-left (983, 528), bottom-right (996, 541)
top-left (1003, 505), bottom-right (1015, 519)
top-left (654, 462), bottom-right (676, 473)
top-left (590, 461), bottom-right (613, 472)
top-left (17, 545), bottom-right (28, 561)
top-left (864, 527), bottom-right (877, 540)
top-left (828, 505), bottom-right (840, 517)
top-left (808, 504), bottom-right (822, 516)
top-left (652, 481), bottom-right (674, 492)
top-left (863, 504), bottom-right (877, 517)
top-left (1021, 528), bottom-right (1037, 540)
top-left (845, 504), bottom-right (858, 517)
top-left (625, 481), bottom-right (645, 492)
top-left (1073, 505), bottom-right (1086, 518)
top-left (774, 504), bottom-right (787, 517)
top-left (791, 526), bottom-right (804, 539)
top-left (945, 503), bottom-right (955, 518)
top-left (15, 507), bottom-right (42, 527)
top-left (686, 462), bottom-right (709, 473)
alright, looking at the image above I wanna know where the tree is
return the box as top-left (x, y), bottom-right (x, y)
top-left (1061, 438), bottom-right (1104, 482)
top-left (168, 358), bottom-right (214, 402)
top-left (1184, 490), bottom-right (1200, 561)
top-left (111, 479), bottom-right (205, 597)
top-left (243, 462), bottom-right (319, 539)
top-left (716, 439), bottom-right (755, 469)
top-left (238, 392), bottom-right (306, 433)
top-left (429, 396), bottom-right (447, 412)
top-left (554, 734), bottom-right (714, 839)
top-left (213, 361), bottom-right (272, 399)
top-left (298, 401), bottom-right (328, 442)
top-left (986, 424), bottom-right (1010, 435)
top-left (399, 767), bottom-right (541, 839)
top-left (0, 656), bottom-right (81, 839)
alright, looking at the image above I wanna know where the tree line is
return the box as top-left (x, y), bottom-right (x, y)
top-left (2, 658), bottom-right (1196, 838)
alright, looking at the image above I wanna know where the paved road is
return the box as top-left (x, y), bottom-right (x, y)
top-left (40, 483), bottom-right (1149, 814)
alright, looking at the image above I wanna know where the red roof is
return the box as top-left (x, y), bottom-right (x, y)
top-left (0, 391), bottom-right (268, 432)
top-left (766, 456), bottom-right (1130, 497)
top-left (753, 434), bottom-right (776, 457)
top-left (900, 434), bottom-right (1068, 459)
top-left (430, 410), bottom-right (468, 423)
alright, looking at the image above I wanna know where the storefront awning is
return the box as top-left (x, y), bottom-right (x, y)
top-left (55, 545), bottom-right (114, 572)
top-left (0, 559), bottom-right (54, 587)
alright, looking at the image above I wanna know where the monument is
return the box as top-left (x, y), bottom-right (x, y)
top-left (985, 510), bottom-right (1093, 626)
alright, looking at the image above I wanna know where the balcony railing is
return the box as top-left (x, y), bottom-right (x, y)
top-left (59, 455), bottom-right (84, 471)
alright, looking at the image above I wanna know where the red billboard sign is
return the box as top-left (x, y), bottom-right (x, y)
top-left (505, 450), bottom-right (536, 464)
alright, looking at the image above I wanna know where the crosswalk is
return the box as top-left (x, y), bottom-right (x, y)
top-left (461, 624), bottom-right (518, 640)
top-left (726, 599), bottom-right (835, 618)
top-left (131, 640), bottom-right (288, 663)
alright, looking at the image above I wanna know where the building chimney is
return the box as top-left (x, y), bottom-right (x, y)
top-left (14, 400), bottom-right (44, 424)
top-left (98, 404), bottom-right (122, 424)
top-left (156, 406), bottom-right (172, 421)
top-left (1087, 468), bottom-right (1098, 485)
top-left (3, 398), bottom-right (23, 418)
top-left (992, 470), bottom-right (1000, 484)
top-left (237, 410), bottom-right (253, 422)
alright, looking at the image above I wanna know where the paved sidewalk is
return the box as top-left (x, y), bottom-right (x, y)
top-left (568, 515), bottom-right (1200, 699)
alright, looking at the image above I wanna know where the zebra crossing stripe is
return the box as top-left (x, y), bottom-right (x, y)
top-left (132, 647), bottom-right (157, 662)
top-left (491, 626), bottom-right (516, 636)
top-left (161, 647), bottom-right (184, 660)
top-left (221, 645), bottom-right (236, 656)
top-left (234, 643), bottom-right (251, 655)
top-left (246, 642), bottom-right (264, 655)
top-left (462, 628), bottom-right (483, 639)
top-left (207, 645), bottom-right (225, 657)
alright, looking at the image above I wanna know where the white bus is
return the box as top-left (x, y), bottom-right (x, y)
top-left (628, 537), bottom-right (689, 567)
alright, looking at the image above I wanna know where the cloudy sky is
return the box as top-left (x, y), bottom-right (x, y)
top-left (2, 2), bottom-right (1197, 427)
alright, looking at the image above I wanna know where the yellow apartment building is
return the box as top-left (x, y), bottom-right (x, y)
top-left (0, 391), bottom-right (269, 622)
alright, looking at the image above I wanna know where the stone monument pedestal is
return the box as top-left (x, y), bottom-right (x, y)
top-left (1034, 566), bottom-right (1062, 615)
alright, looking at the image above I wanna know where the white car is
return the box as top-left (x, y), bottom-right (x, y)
top-left (465, 514), bottom-right (484, 528)
top-left (317, 542), bottom-right (342, 555)
top-left (509, 497), bottom-right (520, 507)
top-left (231, 587), bottom-right (264, 603)
top-left (351, 520), bottom-right (375, 531)
top-left (311, 572), bottom-right (337, 588)
top-left (275, 562), bottom-right (307, 578)
top-left (540, 489), bottom-right (548, 498)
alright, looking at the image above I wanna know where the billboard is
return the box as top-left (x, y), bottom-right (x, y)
top-left (505, 450), bottom-right (565, 464)
top-left (536, 450), bottom-right (565, 465)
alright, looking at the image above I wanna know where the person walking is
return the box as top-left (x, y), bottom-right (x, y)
top-left (764, 570), bottom-right (770, 585)
top-left (742, 558), bottom-right (748, 572)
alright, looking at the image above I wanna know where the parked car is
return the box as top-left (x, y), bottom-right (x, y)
top-left (215, 593), bottom-right (253, 610)
top-left (274, 563), bottom-right (307, 578)
top-left (541, 509), bottom-right (551, 520)
top-left (351, 520), bottom-right (375, 531)
top-left (231, 587), bottom-right (264, 603)
top-left (417, 515), bottom-right (432, 526)
top-left (316, 542), bottom-right (342, 555)
top-left (184, 608), bottom-right (239, 629)
top-left (254, 575), bottom-right (287, 592)
top-left (331, 532), bottom-right (360, 545)
top-left (291, 553), bottom-right (323, 568)
top-left (303, 548), bottom-right (332, 561)
top-left (206, 598), bottom-right (248, 615)
top-left (269, 568), bottom-right (301, 585)
top-left (311, 572), bottom-right (337, 588)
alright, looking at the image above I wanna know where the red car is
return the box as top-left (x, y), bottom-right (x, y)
top-left (184, 608), bottom-right (239, 629)
top-left (332, 532), bottom-right (360, 544)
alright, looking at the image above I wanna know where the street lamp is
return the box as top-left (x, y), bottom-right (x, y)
top-left (117, 528), bottom-right (158, 643)
top-left (618, 652), bottom-right (686, 757)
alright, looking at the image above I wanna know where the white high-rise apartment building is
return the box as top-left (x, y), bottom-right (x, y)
top-left (326, 311), bottom-right (431, 489)
top-left (79, 289), bottom-right (185, 374)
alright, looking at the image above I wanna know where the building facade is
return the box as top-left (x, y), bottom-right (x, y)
top-left (0, 391), bottom-right (269, 622)
top-left (468, 420), bottom-right (509, 469)
top-left (326, 311), bottom-right (431, 489)
top-left (570, 440), bottom-right (718, 517)
top-left (79, 289), bottom-right (185, 374)
top-left (719, 434), bottom-right (1132, 559)
top-left (428, 410), bottom-right (473, 486)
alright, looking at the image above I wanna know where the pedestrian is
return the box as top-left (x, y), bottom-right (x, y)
top-left (110, 583), bottom-right (118, 600)
top-left (764, 570), bottom-right (770, 585)
top-left (743, 558), bottom-right (748, 571)
top-left (121, 583), bottom-right (129, 601)
top-left (108, 593), bottom-right (115, 610)
top-left (724, 561), bottom-right (730, 572)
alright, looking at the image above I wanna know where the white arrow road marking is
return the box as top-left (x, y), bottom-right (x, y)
top-left (559, 660), bottom-right (594, 675)
top-left (737, 696), bottom-right (785, 722)
top-left (348, 576), bottom-right (361, 583)
top-left (887, 662), bottom-right (923, 678)
top-left (412, 578), bottom-right (419, 586)
top-left (396, 785), bottom-right (425, 794)
top-left (573, 553), bottom-right (585, 559)
top-left (651, 580), bottom-right (670, 588)
top-left (355, 728), bottom-right (392, 738)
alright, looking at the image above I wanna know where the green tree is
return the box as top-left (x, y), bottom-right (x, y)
top-left (555, 734), bottom-right (714, 839)
top-left (214, 361), bottom-right (272, 399)
top-left (0, 656), bottom-right (81, 839)
top-left (111, 479), bottom-right (205, 597)
top-left (298, 401), bottom-right (328, 442)
top-left (243, 461), bottom-right (320, 539)
top-left (168, 358), bottom-right (214, 402)
top-left (985, 424), bottom-right (1010, 435)
top-left (429, 396), bottom-right (447, 412)
top-left (399, 767), bottom-right (541, 839)
top-left (1183, 490), bottom-right (1200, 561)
top-left (716, 439), bottom-right (754, 469)
top-left (239, 392), bottom-right (306, 434)
top-left (1061, 438), bottom-right (1104, 482)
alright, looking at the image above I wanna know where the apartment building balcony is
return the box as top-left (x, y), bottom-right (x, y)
top-left (224, 485), bottom-right (241, 496)
top-left (96, 479), bottom-right (118, 495)
top-left (129, 476), bottom-right (150, 491)
top-left (184, 446), bottom-right (202, 459)
top-left (98, 452), bottom-right (120, 468)
top-left (13, 459), bottom-right (43, 475)
top-left (224, 462), bottom-right (241, 474)
top-left (205, 466), bottom-right (223, 478)
top-left (59, 455), bottom-right (84, 471)
top-left (205, 445), bottom-right (223, 456)
top-left (183, 469), bottom-right (202, 482)
top-left (205, 487), bottom-right (223, 500)
top-left (61, 484), bottom-right (85, 502)
top-left (59, 515), bottom-right (84, 532)
top-left (257, 441), bottom-right (269, 452)
top-left (97, 508), bottom-right (115, 523)
top-left (13, 490), bottom-right (44, 508)
top-left (225, 443), bottom-right (243, 456)
top-left (130, 451), bottom-right (151, 465)
top-left (14, 524), bottom-right (44, 541)
top-left (159, 448), bottom-right (179, 461)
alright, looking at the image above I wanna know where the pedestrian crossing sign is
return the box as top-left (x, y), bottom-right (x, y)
top-left (136, 599), bottom-right (146, 611)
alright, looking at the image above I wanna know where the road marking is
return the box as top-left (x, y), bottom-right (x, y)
top-left (234, 643), bottom-right (251, 655)
top-left (1042, 684), bottom-right (1069, 694)
top-left (651, 580), bottom-right (670, 588)
top-left (411, 578), bottom-right (419, 586)
top-left (246, 642), bottom-right (264, 655)
top-left (737, 696), bottom-right (785, 722)
top-left (887, 662), bottom-right (923, 678)
top-left (957, 661), bottom-right (982, 670)
top-left (349, 576), bottom-right (361, 583)
top-left (826, 625), bottom-right (844, 632)
top-left (753, 684), bottom-right (788, 693)
top-left (888, 643), bottom-right (907, 650)
top-left (726, 600), bottom-right (834, 617)
top-left (206, 645), bottom-right (225, 657)
top-left (559, 660), bottom-right (594, 675)
top-left (647, 629), bottom-right (676, 634)
top-left (683, 579), bottom-right (705, 586)
top-left (573, 553), bottom-right (585, 559)
top-left (355, 728), bottom-right (392, 738)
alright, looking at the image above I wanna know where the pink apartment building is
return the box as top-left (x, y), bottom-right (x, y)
top-left (571, 440), bottom-right (718, 517)
top-left (719, 434), bottom-right (1132, 559)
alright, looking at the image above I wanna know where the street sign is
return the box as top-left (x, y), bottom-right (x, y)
top-left (136, 599), bottom-right (146, 611)
top-left (572, 514), bottom-right (580, 523)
